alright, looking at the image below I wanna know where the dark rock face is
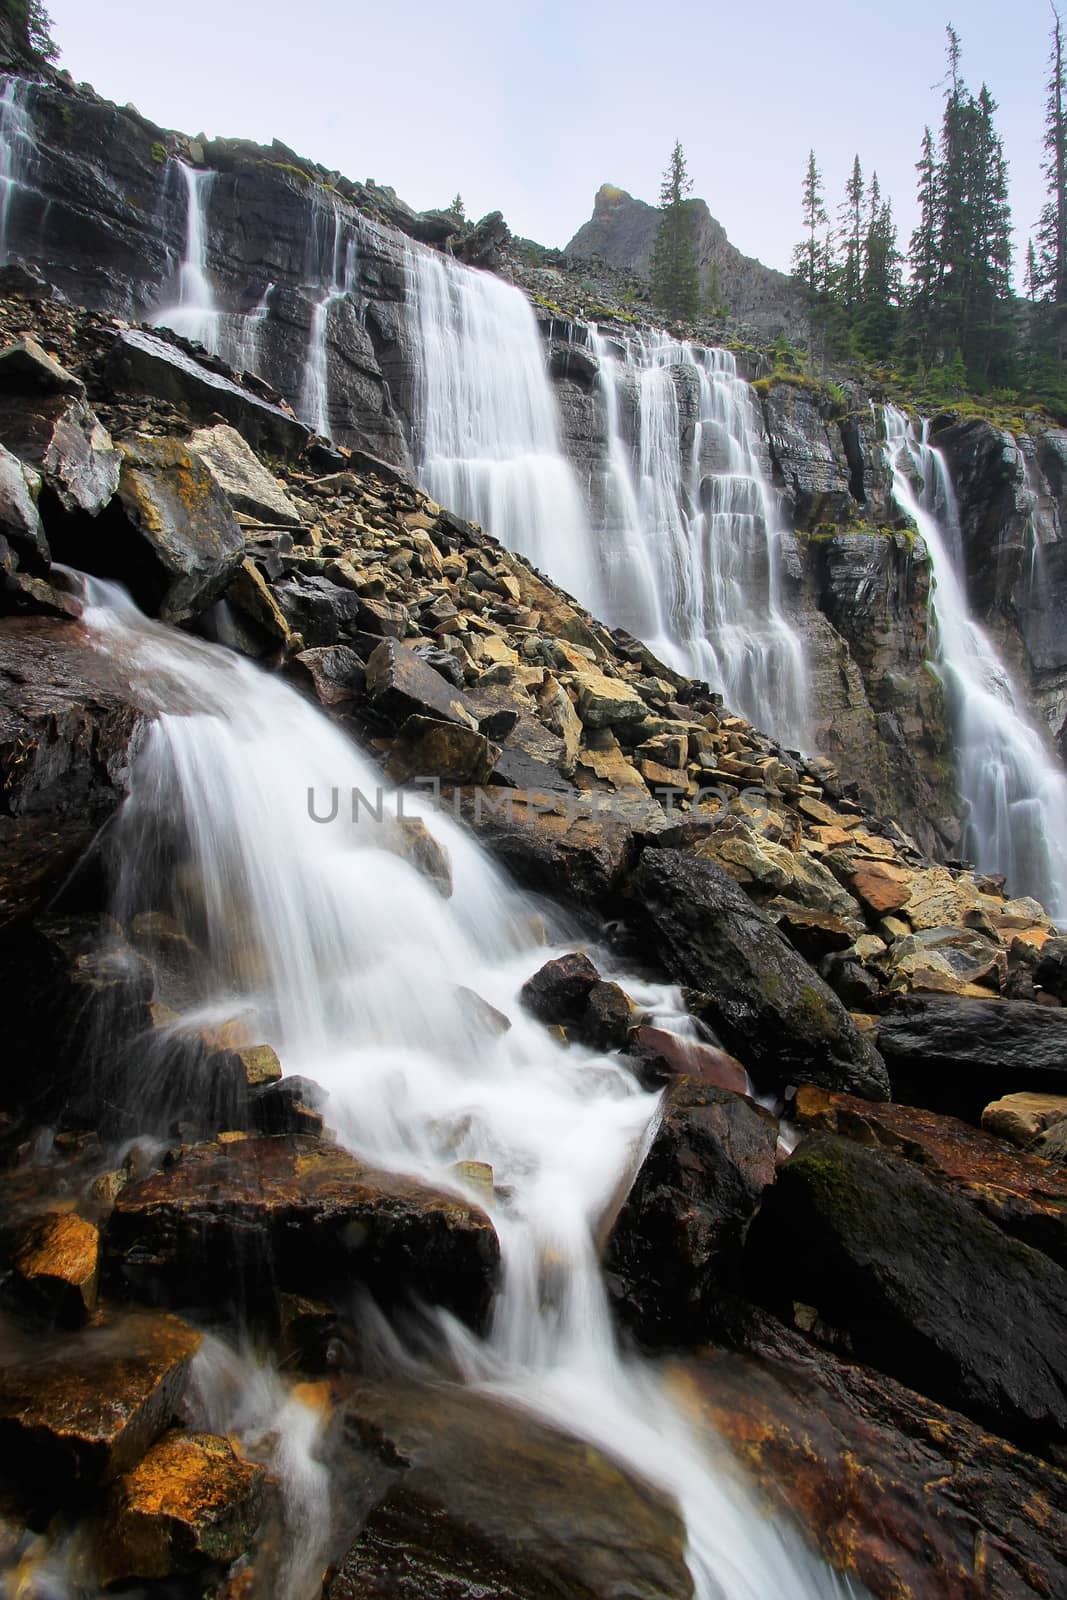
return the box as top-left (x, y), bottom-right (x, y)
top-left (746, 1133), bottom-right (1067, 1456)
top-left (629, 847), bottom-right (890, 1099)
top-left (875, 994), bottom-right (1067, 1120)
top-left (565, 183), bottom-right (809, 340)
top-left (103, 1135), bottom-right (500, 1329)
top-left (329, 1378), bottom-right (693, 1600)
top-left (519, 951), bottom-right (601, 1023)
top-left (0, 615), bottom-right (148, 930)
top-left (679, 1311), bottom-right (1067, 1600)
top-left (605, 1077), bottom-right (777, 1344)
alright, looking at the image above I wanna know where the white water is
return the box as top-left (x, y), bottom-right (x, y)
top-left (75, 575), bottom-right (858, 1600)
top-left (154, 161), bottom-right (220, 351)
top-left (883, 406), bottom-right (1067, 918)
top-left (404, 244), bottom-right (808, 748)
top-left (299, 198), bottom-right (360, 437)
top-left (0, 75), bottom-right (37, 264)
top-left (404, 243), bottom-right (604, 606)
top-left (231, 280), bottom-right (274, 375)
top-left (589, 329), bottom-right (809, 748)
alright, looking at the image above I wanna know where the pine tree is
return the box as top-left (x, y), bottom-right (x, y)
top-left (856, 176), bottom-right (901, 360)
top-left (1036, 5), bottom-right (1067, 353)
top-left (4, 0), bottom-right (59, 62)
top-left (649, 141), bottom-right (700, 319)
top-left (1026, 238), bottom-right (1042, 301)
top-left (838, 155), bottom-right (864, 312)
top-left (791, 150), bottom-right (829, 294)
top-left (447, 193), bottom-right (466, 223)
top-left (905, 127), bottom-right (940, 368)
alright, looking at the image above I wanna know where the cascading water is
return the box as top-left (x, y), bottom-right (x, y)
top-left (154, 160), bottom-right (220, 351)
top-left (0, 74), bottom-right (37, 264)
top-left (73, 574), bottom-right (860, 1600)
top-left (404, 244), bottom-right (808, 748)
top-left (589, 329), bottom-right (809, 748)
top-left (883, 405), bottom-right (1067, 919)
top-left (298, 199), bottom-right (361, 437)
top-left (404, 242), bottom-right (602, 606)
top-left (231, 281), bottom-right (274, 375)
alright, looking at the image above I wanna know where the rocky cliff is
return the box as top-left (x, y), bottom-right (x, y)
top-left (565, 182), bottom-right (811, 340)
top-left (1, 69), bottom-right (1065, 874)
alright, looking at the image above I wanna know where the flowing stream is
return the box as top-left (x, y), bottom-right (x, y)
top-left (74, 576), bottom-right (858, 1600)
top-left (403, 242), bottom-right (808, 749)
top-left (883, 405), bottom-right (1067, 917)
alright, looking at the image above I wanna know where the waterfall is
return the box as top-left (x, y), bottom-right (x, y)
top-left (298, 198), bottom-right (360, 437)
top-left (403, 244), bottom-right (808, 748)
top-left (403, 242), bottom-right (603, 606)
top-left (154, 160), bottom-right (221, 352)
top-left (589, 329), bottom-right (809, 748)
top-left (0, 74), bottom-right (37, 265)
top-left (230, 281), bottom-right (274, 375)
top-left (77, 575), bottom-right (860, 1600)
top-left (883, 405), bottom-right (1067, 919)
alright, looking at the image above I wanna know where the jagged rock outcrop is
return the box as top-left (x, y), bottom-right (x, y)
top-left (565, 182), bottom-right (810, 339)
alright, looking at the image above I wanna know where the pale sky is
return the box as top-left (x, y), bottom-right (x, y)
top-left (48, 0), bottom-right (1053, 281)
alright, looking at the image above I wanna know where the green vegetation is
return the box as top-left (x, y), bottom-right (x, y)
top-left (2, 0), bottom-right (59, 62)
top-left (649, 142), bottom-right (700, 320)
top-left (787, 19), bottom-right (1067, 418)
top-left (150, 141), bottom-right (167, 165)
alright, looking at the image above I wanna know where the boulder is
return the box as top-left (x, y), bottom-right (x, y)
top-left (273, 575), bottom-right (363, 646)
top-left (0, 1310), bottom-right (200, 1500)
top-left (292, 644), bottom-right (365, 707)
top-left (103, 1430), bottom-right (266, 1583)
top-left (849, 860), bottom-right (913, 916)
top-left (0, 440), bottom-right (48, 572)
top-left (0, 394), bottom-right (120, 517)
top-left (10, 1211), bottom-right (100, 1325)
top-left (386, 716), bottom-right (500, 785)
top-left (629, 848), bottom-right (889, 1099)
top-left (573, 665), bottom-right (649, 729)
top-left (222, 558), bottom-right (292, 651)
top-left (107, 330), bottom-right (309, 459)
top-left (103, 1135), bottom-right (499, 1328)
top-left (187, 423), bottom-right (303, 526)
top-left (794, 1083), bottom-right (1067, 1269)
top-left (875, 995), bottom-right (1067, 1120)
top-left (745, 1133), bottom-right (1067, 1455)
top-left (365, 638), bottom-right (479, 729)
top-left (625, 1026), bottom-right (749, 1095)
top-left (676, 1310), bottom-right (1067, 1600)
top-left (356, 594), bottom-right (408, 639)
top-left (576, 979), bottom-right (636, 1050)
top-left (328, 1377), bottom-right (692, 1600)
top-left (981, 1090), bottom-right (1067, 1147)
top-left (0, 615), bottom-right (146, 929)
top-left (102, 436), bottom-right (246, 624)
top-left (0, 336), bottom-right (84, 397)
top-left (454, 788), bottom-right (635, 909)
top-left (519, 952), bottom-right (600, 1024)
top-left (1036, 937), bottom-right (1067, 1002)
top-left (605, 1077), bottom-right (777, 1344)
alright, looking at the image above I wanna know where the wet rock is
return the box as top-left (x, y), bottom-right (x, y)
top-left (630, 848), bottom-right (889, 1099)
top-left (0, 394), bottom-right (120, 517)
top-left (519, 952), bottom-right (600, 1024)
top-left (365, 638), bottom-right (479, 730)
top-left (272, 573), bottom-right (363, 646)
top-left (107, 330), bottom-right (309, 459)
top-left (0, 335), bottom-right (84, 397)
top-left (248, 1076), bottom-right (326, 1138)
top-left (605, 1077), bottom-right (777, 1344)
top-left (0, 441), bottom-right (47, 572)
top-left (676, 1309), bottom-right (1067, 1600)
top-left (1036, 936), bottom-right (1067, 1002)
top-left (188, 423), bottom-right (303, 526)
top-left (981, 1091), bottom-right (1067, 1146)
top-left (329, 1377), bottom-right (692, 1600)
top-left (794, 1083), bottom-right (1067, 1268)
top-left (103, 1135), bottom-right (499, 1329)
top-left (455, 788), bottom-right (635, 909)
top-left (103, 1429), bottom-right (266, 1583)
top-left (576, 979), bottom-right (636, 1050)
top-left (765, 899), bottom-right (861, 963)
top-left (625, 1026), bottom-right (749, 1095)
top-left (875, 995), bottom-right (1067, 1121)
top-left (10, 1211), bottom-right (100, 1325)
top-left (745, 1133), bottom-right (1067, 1455)
top-left (0, 913), bottom-right (153, 1122)
top-left (386, 715), bottom-right (500, 785)
top-left (98, 436), bottom-right (246, 624)
top-left (222, 557), bottom-right (293, 652)
top-left (0, 1309), bottom-right (200, 1500)
top-left (292, 643), bottom-right (365, 707)
top-left (392, 816), bottom-right (452, 897)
